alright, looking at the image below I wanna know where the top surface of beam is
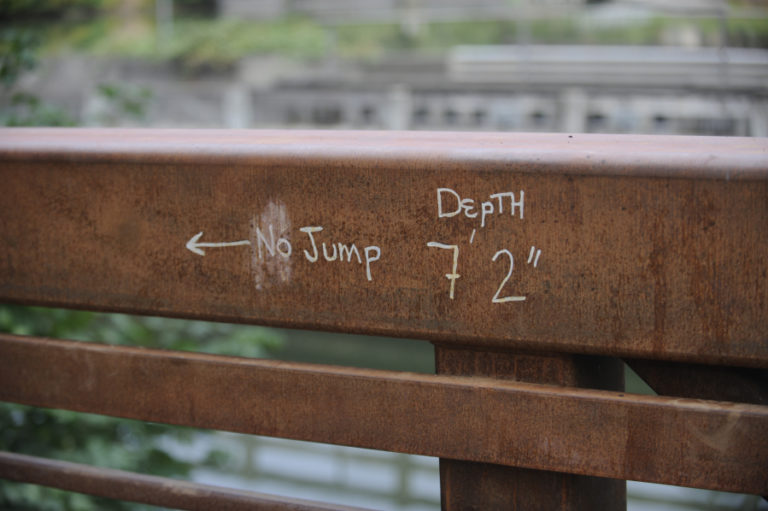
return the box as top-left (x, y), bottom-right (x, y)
top-left (0, 128), bottom-right (766, 179)
top-left (1, 129), bottom-right (766, 366)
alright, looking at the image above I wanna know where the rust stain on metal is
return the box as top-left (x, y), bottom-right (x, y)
top-left (0, 451), bottom-right (372, 511)
top-left (1, 334), bottom-right (766, 495)
top-left (0, 129), bottom-right (765, 366)
top-left (435, 346), bottom-right (626, 510)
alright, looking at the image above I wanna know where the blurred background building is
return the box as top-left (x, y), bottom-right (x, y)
top-left (5, 0), bottom-right (768, 135)
top-left (2, 1), bottom-right (767, 510)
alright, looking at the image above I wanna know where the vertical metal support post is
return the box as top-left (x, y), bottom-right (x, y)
top-left (434, 346), bottom-right (626, 511)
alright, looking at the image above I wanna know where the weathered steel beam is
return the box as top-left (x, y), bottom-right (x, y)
top-left (435, 346), bottom-right (626, 510)
top-left (1, 334), bottom-right (766, 494)
top-left (625, 358), bottom-right (768, 405)
top-left (0, 451), bottom-right (371, 511)
top-left (1, 129), bottom-right (766, 367)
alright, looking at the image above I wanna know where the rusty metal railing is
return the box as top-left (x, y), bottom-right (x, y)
top-left (0, 128), bottom-right (766, 509)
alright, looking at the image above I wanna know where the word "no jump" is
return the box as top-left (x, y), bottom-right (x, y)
top-left (255, 224), bottom-right (381, 282)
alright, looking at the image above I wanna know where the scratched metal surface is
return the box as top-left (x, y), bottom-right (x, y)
top-left (434, 346), bottom-right (627, 510)
top-left (1, 334), bottom-right (766, 494)
top-left (0, 129), bottom-right (766, 366)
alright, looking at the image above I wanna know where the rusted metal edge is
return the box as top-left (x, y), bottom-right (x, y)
top-left (1, 135), bottom-right (766, 367)
top-left (0, 128), bottom-right (766, 179)
top-left (1, 334), bottom-right (765, 494)
top-left (0, 451), bottom-right (372, 511)
top-left (625, 358), bottom-right (768, 405)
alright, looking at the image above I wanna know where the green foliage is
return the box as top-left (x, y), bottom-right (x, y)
top-left (0, 30), bottom-right (38, 87)
top-left (1, 28), bottom-right (153, 126)
top-left (0, 28), bottom-right (77, 126)
top-left (157, 18), bottom-right (325, 71)
top-left (0, 0), bottom-right (109, 21)
top-left (418, 21), bottom-right (517, 48)
top-left (172, 0), bottom-right (217, 19)
top-left (56, 17), bottom-right (113, 52)
top-left (155, 17), bottom-right (329, 71)
top-left (28, 13), bottom-right (768, 73)
top-left (41, 15), bottom-right (331, 73)
top-left (709, 17), bottom-right (768, 47)
top-left (93, 83), bottom-right (152, 125)
top-left (2, 91), bottom-right (76, 126)
top-left (0, 305), bottom-right (283, 510)
top-left (0, 305), bottom-right (282, 355)
top-left (1, 407), bottom-right (192, 511)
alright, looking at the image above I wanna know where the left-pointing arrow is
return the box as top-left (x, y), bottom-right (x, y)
top-left (186, 231), bottom-right (251, 256)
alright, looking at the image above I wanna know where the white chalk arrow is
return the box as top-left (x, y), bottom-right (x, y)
top-left (186, 231), bottom-right (251, 256)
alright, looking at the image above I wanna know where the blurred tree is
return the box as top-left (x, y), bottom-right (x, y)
top-left (0, 29), bottom-right (36, 85)
top-left (91, 82), bottom-right (152, 125)
top-left (0, 29), bottom-right (75, 126)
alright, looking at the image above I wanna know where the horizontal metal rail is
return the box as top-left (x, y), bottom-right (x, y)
top-left (1, 334), bottom-right (766, 495)
top-left (0, 451), bottom-right (371, 511)
top-left (1, 129), bottom-right (766, 367)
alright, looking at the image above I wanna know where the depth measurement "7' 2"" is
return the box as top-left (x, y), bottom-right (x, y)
top-left (427, 242), bottom-right (541, 303)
